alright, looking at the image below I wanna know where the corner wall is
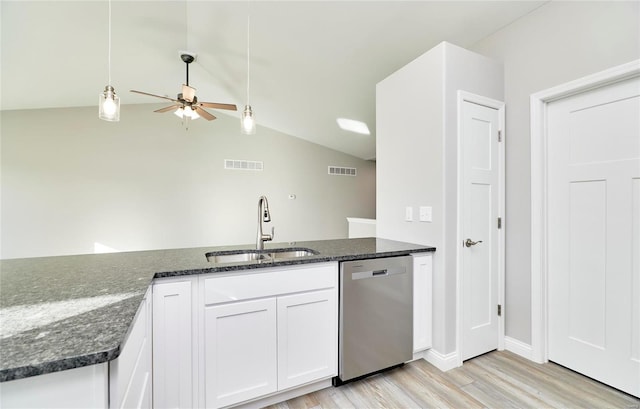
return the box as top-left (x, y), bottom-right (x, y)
top-left (376, 42), bottom-right (502, 355)
top-left (0, 104), bottom-right (375, 259)
top-left (471, 0), bottom-right (640, 345)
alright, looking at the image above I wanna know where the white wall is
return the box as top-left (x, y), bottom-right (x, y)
top-left (471, 1), bottom-right (640, 345)
top-left (377, 44), bottom-right (446, 351)
top-left (376, 42), bottom-right (502, 354)
top-left (0, 104), bottom-right (375, 259)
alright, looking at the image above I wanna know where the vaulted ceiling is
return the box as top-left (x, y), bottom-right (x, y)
top-left (0, 1), bottom-right (546, 159)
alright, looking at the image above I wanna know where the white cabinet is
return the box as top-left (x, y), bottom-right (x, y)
top-left (201, 263), bottom-right (338, 409)
top-left (277, 289), bottom-right (337, 390)
top-left (204, 298), bottom-right (278, 408)
top-left (110, 288), bottom-right (153, 409)
top-left (412, 253), bottom-right (433, 352)
top-left (153, 277), bottom-right (198, 409)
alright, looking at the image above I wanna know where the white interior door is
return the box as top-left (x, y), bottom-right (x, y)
top-left (547, 76), bottom-right (640, 397)
top-left (460, 96), bottom-right (503, 361)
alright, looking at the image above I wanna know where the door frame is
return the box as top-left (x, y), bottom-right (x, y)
top-left (455, 91), bottom-right (506, 366)
top-left (530, 59), bottom-right (640, 364)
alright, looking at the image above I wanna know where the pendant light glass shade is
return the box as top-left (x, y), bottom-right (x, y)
top-left (99, 0), bottom-right (120, 122)
top-left (99, 85), bottom-right (120, 121)
top-left (241, 105), bottom-right (256, 134)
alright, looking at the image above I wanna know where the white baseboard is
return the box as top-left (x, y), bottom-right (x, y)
top-left (422, 349), bottom-right (460, 372)
top-left (504, 336), bottom-right (534, 361)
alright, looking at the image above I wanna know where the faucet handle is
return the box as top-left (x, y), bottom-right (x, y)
top-left (262, 227), bottom-right (274, 242)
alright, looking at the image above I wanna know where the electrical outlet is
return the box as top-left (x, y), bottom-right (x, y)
top-left (419, 206), bottom-right (432, 222)
top-left (405, 206), bottom-right (413, 222)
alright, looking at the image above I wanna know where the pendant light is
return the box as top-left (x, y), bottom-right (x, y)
top-left (241, 5), bottom-right (256, 135)
top-left (98, 0), bottom-right (120, 121)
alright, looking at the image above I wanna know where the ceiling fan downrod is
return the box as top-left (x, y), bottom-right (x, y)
top-left (181, 53), bottom-right (195, 86)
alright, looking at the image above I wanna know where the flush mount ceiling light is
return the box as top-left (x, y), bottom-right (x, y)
top-left (337, 118), bottom-right (370, 135)
top-left (241, 3), bottom-right (256, 135)
top-left (98, 0), bottom-right (120, 122)
top-left (130, 53), bottom-right (237, 127)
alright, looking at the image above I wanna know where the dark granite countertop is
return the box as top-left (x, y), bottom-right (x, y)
top-left (0, 237), bottom-right (434, 382)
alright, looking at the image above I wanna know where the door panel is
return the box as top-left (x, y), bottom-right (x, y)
top-left (633, 178), bottom-right (640, 363)
top-left (568, 180), bottom-right (606, 348)
top-left (277, 290), bottom-right (337, 390)
top-left (204, 298), bottom-right (277, 408)
top-left (153, 280), bottom-right (195, 409)
top-left (461, 99), bottom-right (501, 361)
top-left (548, 76), bottom-right (640, 397)
top-left (470, 183), bottom-right (492, 329)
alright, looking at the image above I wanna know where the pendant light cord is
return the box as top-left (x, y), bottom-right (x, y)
top-left (246, 3), bottom-right (251, 105)
top-left (107, 0), bottom-right (112, 85)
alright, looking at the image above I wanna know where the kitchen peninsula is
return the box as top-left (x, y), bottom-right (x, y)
top-left (0, 238), bottom-right (434, 408)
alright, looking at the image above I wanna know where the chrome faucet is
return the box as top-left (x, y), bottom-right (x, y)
top-left (256, 195), bottom-right (274, 250)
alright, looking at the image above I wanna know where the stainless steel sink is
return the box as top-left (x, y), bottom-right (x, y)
top-left (206, 247), bottom-right (319, 263)
top-left (269, 249), bottom-right (317, 259)
top-left (205, 251), bottom-right (269, 263)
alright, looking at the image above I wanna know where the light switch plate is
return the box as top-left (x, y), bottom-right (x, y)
top-left (405, 206), bottom-right (413, 222)
top-left (419, 206), bottom-right (432, 222)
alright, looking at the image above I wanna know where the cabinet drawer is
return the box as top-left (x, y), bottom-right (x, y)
top-left (203, 262), bottom-right (337, 305)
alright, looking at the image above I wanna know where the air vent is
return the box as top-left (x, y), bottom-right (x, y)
top-left (328, 166), bottom-right (357, 176)
top-left (224, 159), bottom-right (264, 171)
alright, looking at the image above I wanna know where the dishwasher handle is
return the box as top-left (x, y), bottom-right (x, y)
top-left (351, 266), bottom-right (406, 280)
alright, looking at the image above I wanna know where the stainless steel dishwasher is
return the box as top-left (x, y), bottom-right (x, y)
top-left (335, 255), bottom-right (413, 385)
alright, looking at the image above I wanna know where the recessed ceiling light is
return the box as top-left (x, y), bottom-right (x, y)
top-left (337, 118), bottom-right (370, 135)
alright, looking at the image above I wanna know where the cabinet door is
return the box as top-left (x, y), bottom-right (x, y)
top-left (153, 279), bottom-right (196, 409)
top-left (413, 254), bottom-right (433, 352)
top-left (277, 289), bottom-right (337, 390)
top-left (204, 298), bottom-right (277, 409)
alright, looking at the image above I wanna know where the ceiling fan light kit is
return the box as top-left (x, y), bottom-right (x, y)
top-left (175, 105), bottom-right (200, 120)
top-left (99, 0), bottom-right (120, 122)
top-left (130, 52), bottom-right (237, 127)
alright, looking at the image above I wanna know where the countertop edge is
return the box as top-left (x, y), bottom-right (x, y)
top-left (0, 347), bottom-right (120, 382)
top-left (153, 247), bottom-right (435, 278)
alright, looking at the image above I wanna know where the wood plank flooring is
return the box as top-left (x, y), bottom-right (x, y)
top-left (265, 351), bottom-right (640, 409)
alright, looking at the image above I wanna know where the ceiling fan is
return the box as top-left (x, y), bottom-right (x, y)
top-left (130, 53), bottom-right (237, 121)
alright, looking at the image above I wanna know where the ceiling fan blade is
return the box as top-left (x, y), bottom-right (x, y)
top-left (194, 106), bottom-right (216, 121)
top-left (182, 85), bottom-right (196, 103)
top-left (130, 90), bottom-right (178, 103)
top-left (198, 102), bottom-right (238, 111)
top-left (154, 105), bottom-right (180, 113)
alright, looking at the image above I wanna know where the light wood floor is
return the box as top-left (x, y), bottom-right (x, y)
top-left (265, 351), bottom-right (640, 409)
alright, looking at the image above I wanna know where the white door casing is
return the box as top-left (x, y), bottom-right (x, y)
top-left (457, 91), bottom-right (506, 363)
top-left (546, 75), bottom-right (640, 397)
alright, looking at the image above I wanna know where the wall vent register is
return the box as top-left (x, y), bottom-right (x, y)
top-left (224, 159), bottom-right (263, 171)
top-left (328, 166), bottom-right (357, 176)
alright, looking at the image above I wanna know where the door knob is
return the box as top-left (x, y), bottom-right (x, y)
top-left (465, 238), bottom-right (483, 247)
